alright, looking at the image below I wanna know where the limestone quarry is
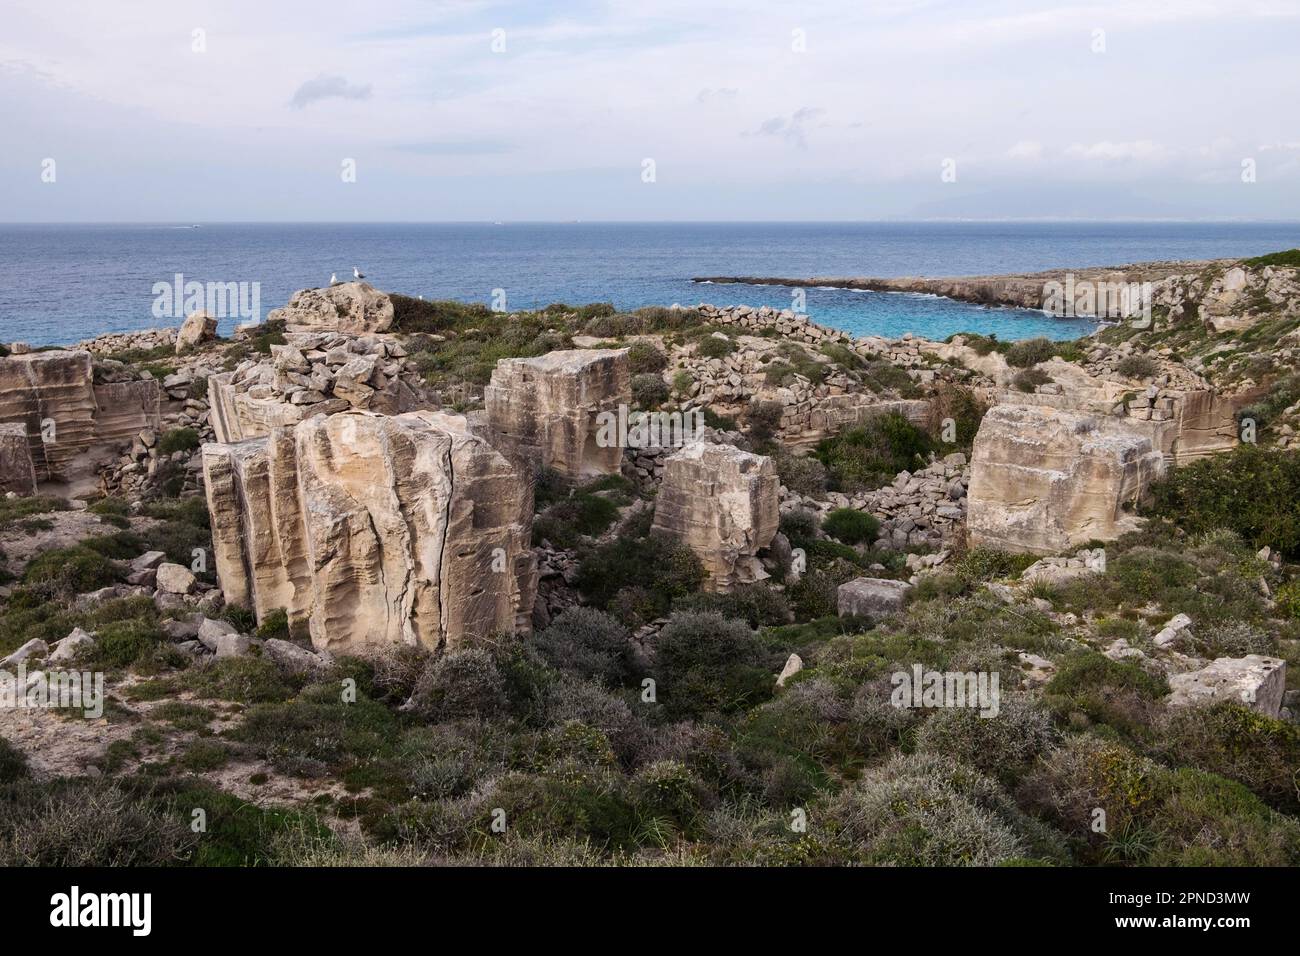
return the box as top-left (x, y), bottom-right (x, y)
top-left (2, 252), bottom-right (1299, 869)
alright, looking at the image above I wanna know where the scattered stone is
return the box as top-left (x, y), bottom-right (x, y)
top-left (1167, 655), bottom-right (1287, 718)
top-left (1, 638), bottom-right (49, 668)
top-left (837, 577), bottom-right (911, 617)
top-left (155, 563), bottom-right (197, 595)
top-left (776, 653), bottom-right (803, 688)
top-left (49, 628), bottom-right (95, 662)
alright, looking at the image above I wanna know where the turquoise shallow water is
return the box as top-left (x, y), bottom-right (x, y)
top-left (1, 221), bottom-right (1296, 346)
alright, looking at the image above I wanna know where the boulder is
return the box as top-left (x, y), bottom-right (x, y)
top-left (1, 638), bottom-right (49, 668)
top-left (1153, 613), bottom-right (1193, 647)
top-left (263, 638), bottom-right (328, 676)
top-left (214, 633), bottom-right (252, 658)
top-left (196, 617), bottom-right (238, 651)
top-left (967, 404), bottom-right (1167, 554)
top-left (176, 311), bottom-right (218, 353)
top-left (837, 577), bottom-right (911, 617)
top-left (49, 628), bottom-right (95, 662)
top-left (202, 409), bottom-right (535, 656)
top-left (156, 562), bottom-right (197, 595)
top-left (776, 653), bottom-right (803, 688)
top-left (484, 349), bottom-right (630, 478)
top-left (0, 422), bottom-right (35, 496)
top-left (267, 283), bottom-right (394, 334)
top-left (652, 442), bottom-right (780, 591)
top-left (1167, 655), bottom-right (1286, 718)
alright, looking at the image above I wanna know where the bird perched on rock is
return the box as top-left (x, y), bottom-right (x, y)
top-left (353, 266), bottom-right (366, 280)
top-left (329, 273), bottom-right (339, 285)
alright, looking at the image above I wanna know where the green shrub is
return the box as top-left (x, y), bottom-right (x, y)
top-left (772, 450), bottom-right (827, 497)
top-left (1043, 650), bottom-right (1168, 740)
top-left (1019, 735), bottom-right (1300, 866)
top-left (1115, 355), bottom-right (1159, 380)
top-left (533, 608), bottom-right (636, 686)
top-left (630, 373), bottom-right (669, 409)
top-left (695, 335), bottom-right (735, 359)
top-left (574, 531), bottom-right (705, 622)
top-left (819, 752), bottom-right (1067, 866)
top-left (88, 618), bottom-right (166, 669)
top-left (1147, 445), bottom-right (1300, 557)
top-left (744, 400), bottom-right (784, 447)
top-left (821, 508), bottom-right (879, 545)
top-left (182, 657), bottom-right (297, 704)
top-left (915, 696), bottom-right (1058, 781)
top-left (0, 738), bottom-right (28, 783)
top-left (410, 649), bottom-right (508, 722)
top-left (1013, 367), bottom-right (1051, 393)
top-left (778, 509), bottom-right (820, 550)
top-left (0, 781), bottom-right (195, 866)
top-left (626, 341), bottom-right (668, 374)
top-left (675, 582), bottom-right (791, 628)
top-left (654, 612), bottom-right (773, 718)
top-left (1004, 337), bottom-right (1055, 368)
top-left (814, 412), bottom-right (934, 492)
top-left (157, 427), bottom-right (201, 455)
top-left (255, 608), bottom-right (291, 641)
top-left (22, 545), bottom-right (119, 595)
top-left (534, 493), bottom-right (621, 549)
top-left (1152, 702), bottom-right (1300, 813)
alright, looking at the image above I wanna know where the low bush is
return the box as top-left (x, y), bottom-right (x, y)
top-left (630, 373), bottom-right (669, 409)
top-left (1115, 355), bottom-right (1159, 380)
top-left (915, 696), bottom-right (1058, 782)
top-left (1147, 445), bottom-right (1300, 558)
top-left (653, 612), bottom-right (773, 718)
top-left (410, 649), bottom-right (509, 722)
top-left (533, 608), bottom-right (637, 687)
top-left (626, 341), bottom-right (668, 374)
top-left (695, 335), bottom-right (735, 359)
top-left (157, 427), bottom-right (201, 455)
top-left (1004, 337), bottom-right (1055, 368)
top-left (814, 412), bottom-right (934, 492)
top-left (821, 508), bottom-right (879, 545)
top-left (675, 582), bottom-right (791, 628)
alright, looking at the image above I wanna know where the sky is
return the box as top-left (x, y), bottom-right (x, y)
top-left (1, 0), bottom-right (1298, 221)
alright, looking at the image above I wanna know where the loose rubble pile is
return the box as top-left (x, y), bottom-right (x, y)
top-left (780, 454), bottom-right (969, 551)
top-left (208, 333), bottom-right (425, 443)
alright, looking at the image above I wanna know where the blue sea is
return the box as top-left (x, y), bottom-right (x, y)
top-left (1, 221), bottom-right (1297, 347)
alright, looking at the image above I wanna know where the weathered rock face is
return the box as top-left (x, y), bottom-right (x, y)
top-left (207, 332), bottom-right (425, 444)
top-left (837, 577), bottom-right (911, 617)
top-left (203, 410), bottom-right (535, 656)
top-left (267, 282), bottom-right (395, 334)
top-left (176, 311), bottom-right (218, 354)
top-left (485, 349), bottom-right (630, 478)
top-left (0, 350), bottom-right (160, 489)
top-left (652, 442), bottom-right (779, 591)
top-left (1168, 655), bottom-right (1287, 718)
top-left (967, 404), bottom-right (1167, 555)
top-left (0, 423), bottom-right (36, 495)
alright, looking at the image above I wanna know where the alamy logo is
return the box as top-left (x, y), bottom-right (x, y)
top-left (151, 273), bottom-right (261, 323)
top-left (1041, 273), bottom-right (1152, 326)
top-left (594, 406), bottom-right (704, 449)
top-left (0, 664), bottom-right (103, 718)
top-left (50, 886), bottom-right (151, 936)
top-left (890, 664), bottom-right (1000, 718)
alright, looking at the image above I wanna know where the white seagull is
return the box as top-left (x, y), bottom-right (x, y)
top-left (353, 266), bottom-right (366, 280)
top-left (329, 272), bottom-right (339, 285)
